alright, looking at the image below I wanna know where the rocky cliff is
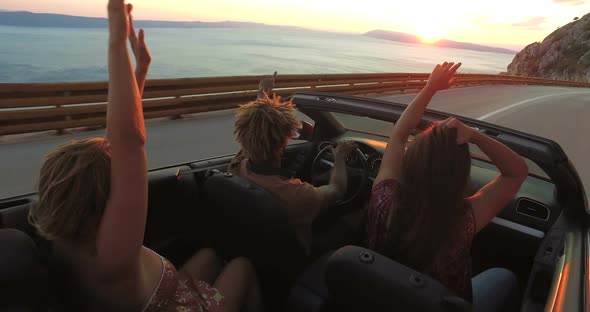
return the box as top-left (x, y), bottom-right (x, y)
top-left (507, 13), bottom-right (590, 82)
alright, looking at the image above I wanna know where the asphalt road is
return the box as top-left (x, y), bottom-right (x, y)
top-left (1, 85), bottom-right (589, 199)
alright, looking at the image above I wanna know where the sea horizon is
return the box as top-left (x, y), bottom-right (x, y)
top-left (0, 26), bottom-right (516, 83)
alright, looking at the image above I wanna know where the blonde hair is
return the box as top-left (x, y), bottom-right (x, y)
top-left (29, 138), bottom-right (111, 245)
top-left (234, 95), bottom-right (301, 162)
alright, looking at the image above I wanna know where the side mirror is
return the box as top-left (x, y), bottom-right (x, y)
top-left (296, 121), bottom-right (314, 141)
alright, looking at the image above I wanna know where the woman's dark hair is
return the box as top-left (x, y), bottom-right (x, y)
top-left (386, 123), bottom-right (471, 271)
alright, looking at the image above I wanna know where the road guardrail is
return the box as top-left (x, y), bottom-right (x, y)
top-left (1, 73), bottom-right (588, 136)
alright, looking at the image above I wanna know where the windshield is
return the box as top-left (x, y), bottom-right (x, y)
top-left (331, 112), bottom-right (550, 179)
top-left (1, 0), bottom-right (588, 199)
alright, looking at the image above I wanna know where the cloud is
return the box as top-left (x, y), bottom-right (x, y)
top-left (553, 0), bottom-right (585, 5)
top-left (470, 15), bottom-right (549, 31)
top-left (510, 16), bottom-right (548, 30)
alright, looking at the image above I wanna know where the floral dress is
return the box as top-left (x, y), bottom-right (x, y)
top-left (143, 255), bottom-right (225, 312)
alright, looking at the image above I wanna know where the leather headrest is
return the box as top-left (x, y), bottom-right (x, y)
top-left (0, 228), bottom-right (39, 284)
top-left (0, 228), bottom-right (49, 309)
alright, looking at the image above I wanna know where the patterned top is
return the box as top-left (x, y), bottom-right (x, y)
top-left (366, 179), bottom-right (476, 300)
top-left (143, 255), bottom-right (225, 312)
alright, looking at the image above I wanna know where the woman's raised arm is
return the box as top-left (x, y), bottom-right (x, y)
top-left (96, 0), bottom-right (148, 275)
top-left (374, 62), bottom-right (461, 186)
top-left (445, 119), bottom-right (528, 233)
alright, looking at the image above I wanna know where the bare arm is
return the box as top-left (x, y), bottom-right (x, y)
top-left (128, 5), bottom-right (151, 94)
top-left (374, 62), bottom-right (461, 186)
top-left (317, 142), bottom-right (356, 207)
top-left (317, 154), bottom-right (347, 205)
top-left (467, 130), bottom-right (528, 232)
top-left (444, 118), bottom-right (528, 232)
top-left (132, 30), bottom-right (150, 94)
top-left (97, 0), bottom-right (147, 274)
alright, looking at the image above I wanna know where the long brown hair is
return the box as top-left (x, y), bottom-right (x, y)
top-left (386, 124), bottom-right (471, 270)
top-left (29, 138), bottom-right (111, 246)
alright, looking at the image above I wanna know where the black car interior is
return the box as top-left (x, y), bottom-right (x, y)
top-left (0, 92), bottom-right (587, 311)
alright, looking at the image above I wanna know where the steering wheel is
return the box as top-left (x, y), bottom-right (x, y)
top-left (310, 141), bottom-right (369, 205)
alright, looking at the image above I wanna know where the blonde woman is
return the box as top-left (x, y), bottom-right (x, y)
top-left (29, 1), bottom-right (262, 311)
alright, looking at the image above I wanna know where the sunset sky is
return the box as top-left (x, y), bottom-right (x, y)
top-left (2, 0), bottom-right (589, 49)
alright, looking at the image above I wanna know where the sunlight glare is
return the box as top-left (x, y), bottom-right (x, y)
top-left (416, 25), bottom-right (444, 44)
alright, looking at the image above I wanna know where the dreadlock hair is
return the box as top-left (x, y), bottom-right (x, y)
top-left (234, 94), bottom-right (301, 162)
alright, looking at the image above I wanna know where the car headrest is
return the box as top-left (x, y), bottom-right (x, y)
top-left (204, 172), bottom-right (308, 297)
top-left (0, 202), bottom-right (35, 234)
top-left (326, 246), bottom-right (472, 312)
top-left (204, 172), bottom-right (306, 255)
top-left (0, 228), bottom-right (49, 310)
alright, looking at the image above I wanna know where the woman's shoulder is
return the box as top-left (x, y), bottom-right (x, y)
top-left (366, 179), bottom-right (399, 251)
top-left (372, 178), bottom-right (399, 192)
top-left (370, 179), bottom-right (399, 208)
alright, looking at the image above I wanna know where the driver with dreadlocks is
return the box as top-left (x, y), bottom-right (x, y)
top-left (229, 74), bottom-right (357, 253)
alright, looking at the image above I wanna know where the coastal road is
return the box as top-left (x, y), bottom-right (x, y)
top-left (381, 85), bottom-right (590, 195)
top-left (1, 85), bottom-right (589, 199)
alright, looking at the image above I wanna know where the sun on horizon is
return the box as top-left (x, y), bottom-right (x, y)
top-left (419, 34), bottom-right (442, 44)
top-left (416, 25), bottom-right (444, 44)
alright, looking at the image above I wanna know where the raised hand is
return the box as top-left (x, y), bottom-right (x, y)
top-left (257, 78), bottom-right (274, 99)
top-left (443, 117), bottom-right (476, 145)
top-left (126, 3), bottom-right (151, 93)
top-left (425, 62), bottom-right (462, 92)
top-left (375, 61), bottom-right (462, 185)
top-left (107, 0), bottom-right (129, 45)
top-left (128, 4), bottom-right (151, 72)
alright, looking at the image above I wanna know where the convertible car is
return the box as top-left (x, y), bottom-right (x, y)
top-left (0, 92), bottom-right (587, 311)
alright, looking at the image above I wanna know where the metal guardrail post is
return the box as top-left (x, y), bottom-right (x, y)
top-left (56, 91), bottom-right (70, 135)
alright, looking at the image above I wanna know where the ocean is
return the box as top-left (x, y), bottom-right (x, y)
top-left (0, 26), bottom-right (515, 83)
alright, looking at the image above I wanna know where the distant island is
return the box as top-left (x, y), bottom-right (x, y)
top-left (0, 11), bottom-right (305, 30)
top-left (365, 30), bottom-right (517, 55)
top-left (0, 10), bottom-right (516, 55)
